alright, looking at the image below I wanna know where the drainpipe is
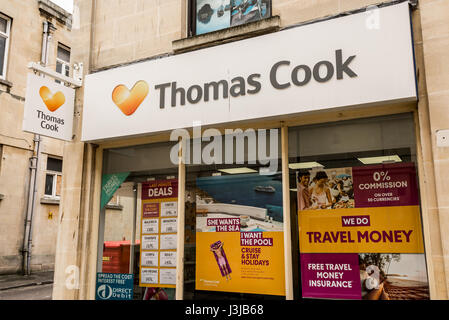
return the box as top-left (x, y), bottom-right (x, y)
top-left (22, 135), bottom-right (40, 275)
top-left (89, 0), bottom-right (97, 72)
top-left (41, 20), bottom-right (49, 65)
top-left (22, 21), bottom-right (49, 275)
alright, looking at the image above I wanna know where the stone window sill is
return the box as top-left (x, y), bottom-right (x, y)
top-left (172, 16), bottom-right (281, 54)
top-left (105, 204), bottom-right (123, 211)
top-left (40, 197), bottom-right (60, 205)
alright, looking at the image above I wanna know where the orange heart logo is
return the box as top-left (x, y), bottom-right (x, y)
top-left (39, 86), bottom-right (66, 112)
top-left (112, 81), bottom-right (149, 116)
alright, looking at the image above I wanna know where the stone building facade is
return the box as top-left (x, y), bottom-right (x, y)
top-left (0, 0), bottom-right (73, 274)
top-left (4, 0), bottom-right (449, 301)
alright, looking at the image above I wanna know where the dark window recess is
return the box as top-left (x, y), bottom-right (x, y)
top-left (57, 44), bottom-right (70, 63)
top-left (47, 157), bottom-right (63, 172)
top-left (45, 174), bottom-right (54, 196)
top-left (0, 36), bottom-right (5, 75)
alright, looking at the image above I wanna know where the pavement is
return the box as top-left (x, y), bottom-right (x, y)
top-left (0, 271), bottom-right (54, 291)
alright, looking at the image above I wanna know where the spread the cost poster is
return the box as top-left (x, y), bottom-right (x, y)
top-left (297, 163), bottom-right (429, 300)
top-left (195, 174), bottom-right (285, 296)
top-left (139, 180), bottom-right (178, 288)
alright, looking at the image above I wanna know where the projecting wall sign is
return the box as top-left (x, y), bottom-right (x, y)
top-left (23, 73), bottom-right (75, 141)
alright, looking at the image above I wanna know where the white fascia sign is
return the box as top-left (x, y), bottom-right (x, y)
top-left (23, 73), bottom-right (75, 141)
top-left (81, 2), bottom-right (417, 142)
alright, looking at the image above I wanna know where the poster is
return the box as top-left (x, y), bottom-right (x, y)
top-left (297, 163), bottom-right (429, 300)
top-left (195, 173), bottom-right (285, 296)
top-left (100, 172), bottom-right (130, 209)
top-left (196, 0), bottom-right (271, 35)
top-left (95, 273), bottom-right (134, 300)
top-left (142, 219), bottom-right (159, 234)
top-left (161, 218), bottom-right (177, 233)
top-left (139, 180), bottom-right (178, 288)
top-left (196, 0), bottom-right (231, 35)
top-left (141, 252), bottom-right (158, 267)
top-left (230, 0), bottom-right (271, 27)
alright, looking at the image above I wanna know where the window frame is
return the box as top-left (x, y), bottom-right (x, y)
top-left (44, 157), bottom-right (63, 200)
top-left (56, 42), bottom-right (71, 79)
top-left (0, 13), bottom-right (11, 80)
top-left (189, 0), bottom-right (273, 37)
top-left (107, 194), bottom-right (120, 206)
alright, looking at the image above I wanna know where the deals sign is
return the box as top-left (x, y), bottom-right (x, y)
top-left (23, 73), bottom-right (75, 141)
top-left (297, 163), bottom-right (429, 300)
top-left (139, 180), bottom-right (178, 288)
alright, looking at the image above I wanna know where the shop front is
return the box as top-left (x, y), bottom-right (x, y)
top-left (82, 2), bottom-right (430, 300)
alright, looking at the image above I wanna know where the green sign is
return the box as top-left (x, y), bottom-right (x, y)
top-left (100, 172), bottom-right (129, 209)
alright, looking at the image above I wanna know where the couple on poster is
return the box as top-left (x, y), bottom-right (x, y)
top-left (297, 169), bottom-right (354, 211)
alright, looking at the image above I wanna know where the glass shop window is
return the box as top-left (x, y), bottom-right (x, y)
top-left (97, 141), bottom-right (178, 300)
top-left (182, 128), bottom-right (285, 300)
top-left (190, 0), bottom-right (272, 36)
top-left (288, 113), bottom-right (430, 301)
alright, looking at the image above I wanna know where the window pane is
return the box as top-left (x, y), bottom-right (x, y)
top-left (231, 0), bottom-right (271, 27)
top-left (65, 64), bottom-right (70, 77)
top-left (0, 36), bottom-right (5, 76)
top-left (45, 174), bottom-right (54, 196)
top-left (184, 129), bottom-right (284, 300)
top-left (289, 113), bottom-right (430, 301)
top-left (56, 61), bottom-right (62, 74)
top-left (47, 157), bottom-right (63, 172)
top-left (0, 17), bottom-right (7, 34)
top-left (57, 45), bottom-right (70, 62)
top-left (195, 1), bottom-right (272, 35)
top-left (100, 142), bottom-right (178, 300)
top-left (196, 0), bottom-right (230, 35)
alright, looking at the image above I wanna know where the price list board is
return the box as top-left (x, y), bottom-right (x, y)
top-left (139, 179), bottom-right (178, 288)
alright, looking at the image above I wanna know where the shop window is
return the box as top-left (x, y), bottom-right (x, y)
top-left (96, 131), bottom-right (287, 301)
top-left (190, 0), bottom-right (272, 36)
top-left (98, 141), bottom-right (179, 300)
top-left (0, 13), bottom-right (11, 80)
top-left (289, 113), bottom-right (429, 301)
top-left (56, 43), bottom-right (70, 82)
top-left (183, 129), bottom-right (285, 300)
top-left (44, 157), bottom-right (62, 199)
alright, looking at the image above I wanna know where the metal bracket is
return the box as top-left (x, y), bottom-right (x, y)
top-left (436, 130), bottom-right (449, 147)
top-left (408, 0), bottom-right (418, 9)
top-left (27, 62), bottom-right (83, 88)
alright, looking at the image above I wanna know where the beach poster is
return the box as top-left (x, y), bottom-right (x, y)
top-left (296, 163), bottom-right (429, 300)
top-left (196, 0), bottom-right (231, 35)
top-left (231, 0), bottom-right (271, 27)
top-left (196, 0), bottom-right (271, 35)
top-left (195, 173), bottom-right (285, 296)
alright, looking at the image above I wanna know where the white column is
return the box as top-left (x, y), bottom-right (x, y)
top-left (281, 124), bottom-right (294, 300)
